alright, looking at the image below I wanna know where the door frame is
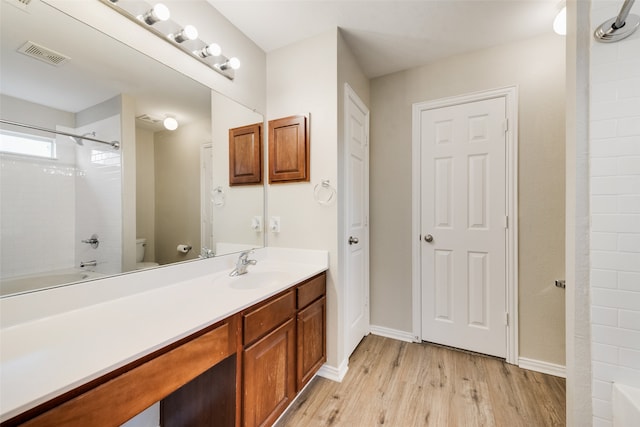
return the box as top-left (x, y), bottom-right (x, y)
top-left (342, 83), bottom-right (370, 360)
top-left (411, 86), bottom-right (519, 364)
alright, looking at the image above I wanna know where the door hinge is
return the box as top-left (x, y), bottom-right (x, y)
top-left (503, 118), bottom-right (509, 133)
top-left (365, 134), bottom-right (369, 147)
top-left (503, 215), bottom-right (509, 229)
top-left (505, 312), bottom-right (509, 326)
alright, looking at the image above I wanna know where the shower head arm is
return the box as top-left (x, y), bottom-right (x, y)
top-left (594, 0), bottom-right (639, 42)
top-left (614, 0), bottom-right (636, 28)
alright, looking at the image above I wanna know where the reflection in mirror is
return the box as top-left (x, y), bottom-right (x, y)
top-left (211, 92), bottom-right (264, 256)
top-left (0, 0), bottom-right (264, 297)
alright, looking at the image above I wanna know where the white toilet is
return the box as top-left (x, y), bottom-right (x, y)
top-left (135, 238), bottom-right (159, 270)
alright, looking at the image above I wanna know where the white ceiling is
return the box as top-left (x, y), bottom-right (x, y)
top-left (208, 0), bottom-right (562, 78)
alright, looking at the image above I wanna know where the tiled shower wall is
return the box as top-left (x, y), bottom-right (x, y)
top-left (589, 1), bottom-right (640, 425)
top-left (0, 155), bottom-right (76, 277)
top-left (0, 115), bottom-right (122, 281)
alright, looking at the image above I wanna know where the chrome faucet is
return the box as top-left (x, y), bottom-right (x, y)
top-left (229, 250), bottom-right (257, 276)
top-left (200, 247), bottom-right (215, 259)
top-left (80, 260), bottom-right (97, 268)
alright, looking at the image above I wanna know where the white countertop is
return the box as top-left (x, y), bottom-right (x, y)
top-left (0, 247), bottom-right (328, 422)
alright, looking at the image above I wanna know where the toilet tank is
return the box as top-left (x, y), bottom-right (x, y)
top-left (135, 238), bottom-right (146, 263)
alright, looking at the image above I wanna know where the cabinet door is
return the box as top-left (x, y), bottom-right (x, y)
top-left (297, 296), bottom-right (326, 390)
top-left (243, 318), bottom-right (296, 427)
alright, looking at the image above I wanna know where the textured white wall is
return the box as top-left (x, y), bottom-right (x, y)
top-left (589, 1), bottom-right (640, 425)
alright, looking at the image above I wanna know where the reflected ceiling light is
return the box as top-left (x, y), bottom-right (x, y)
top-left (219, 57), bottom-right (241, 71)
top-left (163, 116), bottom-right (178, 131)
top-left (139, 3), bottom-right (170, 25)
top-left (553, 3), bottom-right (567, 35)
top-left (171, 25), bottom-right (198, 43)
top-left (195, 43), bottom-right (222, 58)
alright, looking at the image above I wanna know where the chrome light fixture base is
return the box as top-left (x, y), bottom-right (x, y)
top-left (595, 14), bottom-right (640, 42)
top-left (98, 0), bottom-right (238, 80)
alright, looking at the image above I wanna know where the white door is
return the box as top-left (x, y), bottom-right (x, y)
top-left (420, 97), bottom-right (507, 358)
top-left (345, 84), bottom-right (370, 357)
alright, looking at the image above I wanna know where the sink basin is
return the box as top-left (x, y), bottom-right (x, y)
top-left (226, 271), bottom-right (293, 290)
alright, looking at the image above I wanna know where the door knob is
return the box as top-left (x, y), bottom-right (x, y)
top-left (348, 236), bottom-right (359, 245)
top-left (424, 234), bottom-right (434, 243)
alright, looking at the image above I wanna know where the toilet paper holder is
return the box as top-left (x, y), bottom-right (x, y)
top-left (177, 244), bottom-right (192, 254)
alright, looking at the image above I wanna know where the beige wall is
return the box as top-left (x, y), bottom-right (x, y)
top-left (266, 30), bottom-right (340, 367)
top-left (370, 33), bottom-right (567, 365)
top-left (154, 119), bottom-right (212, 265)
top-left (135, 127), bottom-right (156, 262)
top-left (266, 29), bottom-right (370, 372)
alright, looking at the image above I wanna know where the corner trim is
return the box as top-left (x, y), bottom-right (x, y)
top-left (518, 357), bottom-right (566, 378)
top-left (370, 326), bottom-right (416, 343)
top-left (316, 358), bottom-right (349, 383)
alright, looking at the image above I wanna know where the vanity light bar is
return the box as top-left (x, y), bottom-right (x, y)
top-left (99, 0), bottom-right (239, 81)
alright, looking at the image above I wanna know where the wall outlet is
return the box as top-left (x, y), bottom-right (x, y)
top-left (269, 216), bottom-right (281, 233)
top-left (251, 216), bottom-right (263, 232)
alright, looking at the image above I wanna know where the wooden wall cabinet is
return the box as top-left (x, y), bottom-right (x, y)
top-left (229, 123), bottom-right (263, 186)
top-left (268, 115), bottom-right (309, 183)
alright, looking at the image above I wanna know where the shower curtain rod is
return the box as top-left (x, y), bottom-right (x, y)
top-left (0, 119), bottom-right (120, 149)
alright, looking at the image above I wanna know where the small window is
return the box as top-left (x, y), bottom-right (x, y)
top-left (0, 130), bottom-right (56, 159)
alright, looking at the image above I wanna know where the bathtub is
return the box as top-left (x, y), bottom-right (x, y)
top-left (613, 383), bottom-right (640, 427)
top-left (0, 269), bottom-right (102, 296)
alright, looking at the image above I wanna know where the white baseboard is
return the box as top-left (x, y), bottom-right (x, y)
top-left (317, 358), bottom-right (349, 382)
top-left (370, 325), bottom-right (416, 343)
top-left (518, 357), bottom-right (566, 378)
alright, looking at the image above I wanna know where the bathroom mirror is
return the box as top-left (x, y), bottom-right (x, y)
top-left (0, 0), bottom-right (264, 297)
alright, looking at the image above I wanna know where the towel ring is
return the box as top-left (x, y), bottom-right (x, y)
top-left (314, 180), bottom-right (336, 206)
top-left (212, 186), bottom-right (225, 207)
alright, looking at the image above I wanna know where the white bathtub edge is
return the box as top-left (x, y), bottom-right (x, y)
top-left (613, 383), bottom-right (640, 427)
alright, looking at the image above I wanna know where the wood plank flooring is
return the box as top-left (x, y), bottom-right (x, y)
top-left (276, 335), bottom-right (565, 427)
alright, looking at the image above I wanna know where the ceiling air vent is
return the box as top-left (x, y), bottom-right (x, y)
top-left (17, 41), bottom-right (70, 67)
top-left (4, 0), bottom-right (32, 11)
top-left (136, 114), bottom-right (162, 125)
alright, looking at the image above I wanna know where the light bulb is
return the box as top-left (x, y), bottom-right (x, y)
top-left (195, 43), bottom-right (222, 58)
top-left (140, 3), bottom-right (170, 25)
top-left (228, 57), bottom-right (241, 70)
top-left (553, 6), bottom-right (566, 35)
top-left (172, 25), bottom-right (198, 43)
top-left (220, 57), bottom-right (241, 71)
top-left (163, 117), bottom-right (178, 131)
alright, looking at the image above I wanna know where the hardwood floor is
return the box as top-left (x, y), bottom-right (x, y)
top-left (276, 335), bottom-right (565, 426)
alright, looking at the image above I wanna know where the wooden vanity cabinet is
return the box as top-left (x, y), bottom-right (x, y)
top-left (241, 290), bottom-right (296, 427)
top-left (4, 273), bottom-right (326, 427)
top-left (240, 272), bottom-right (326, 427)
top-left (296, 275), bottom-right (326, 391)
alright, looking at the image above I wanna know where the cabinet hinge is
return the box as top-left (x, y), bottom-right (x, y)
top-left (503, 118), bottom-right (509, 133)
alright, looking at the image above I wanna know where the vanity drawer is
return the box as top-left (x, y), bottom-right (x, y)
top-left (243, 290), bottom-right (296, 345)
top-left (297, 273), bottom-right (326, 309)
top-left (17, 318), bottom-right (236, 427)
